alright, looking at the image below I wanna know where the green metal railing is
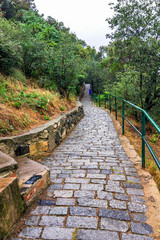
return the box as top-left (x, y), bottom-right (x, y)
top-left (92, 92), bottom-right (160, 170)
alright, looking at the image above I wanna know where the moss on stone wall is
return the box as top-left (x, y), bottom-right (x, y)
top-left (0, 178), bottom-right (24, 239)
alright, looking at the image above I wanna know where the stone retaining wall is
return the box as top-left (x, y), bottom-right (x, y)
top-left (0, 101), bottom-right (84, 160)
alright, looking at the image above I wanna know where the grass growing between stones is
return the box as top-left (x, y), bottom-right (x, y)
top-left (0, 73), bottom-right (76, 137)
top-left (72, 228), bottom-right (78, 240)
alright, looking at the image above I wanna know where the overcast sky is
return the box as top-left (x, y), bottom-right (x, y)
top-left (34, 0), bottom-right (116, 51)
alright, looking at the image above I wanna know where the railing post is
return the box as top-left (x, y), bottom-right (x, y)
top-left (115, 97), bottom-right (117, 120)
top-left (122, 101), bottom-right (125, 135)
top-left (105, 94), bottom-right (106, 109)
top-left (109, 94), bottom-right (111, 113)
top-left (99, 95), bottom-right (100, 107)
top-left (142, 112), bottom-right (146, 168)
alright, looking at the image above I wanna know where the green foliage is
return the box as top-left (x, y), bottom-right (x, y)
top-left (0, 3), bottom-right (95, 98)
top-left (38, 77), bottom-right (58, 91)
top-left (103, 0), bottom-right (160, 117)
top-left (0, 120), bottom-right (14, 134)
top-left (86, 60), bottom-right (110, 94)
top-left (11, 69), bottom-right (26, 82)
top-left (99, 94), bottom-right (105, 101)
top-left (44, 113), bottom-right (50, 120)
top-left (0, 18), bottom-right (22, 75)
top-left (72, 228), bottom-right (78, 240)
top-left (21, 11), bottom-right (59, 44)
top-left (59, 106), bottom-right (65, 111)
top-left (0, 81), bottom-right (7, 98)
top-left (13, 101), bottom-right (21, 109)
top-left (111, 66), bottom-right (140, 103)
top-left (51, 32), bottom-right (86, 97)
top-left (78, 75), bottom-right (85, 86)
top-left (150, 132), bottom-right (159, 144)
top-left (0, 77), bottom-right (51, 111)
top-left (21, 37), bottom-right (49, 77)
top-left (0, 0), bottom-right (36, 19)
top-left (36, 96), bottom-right (48, 110)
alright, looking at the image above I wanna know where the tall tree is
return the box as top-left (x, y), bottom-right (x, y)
top-left (106, 0), bottom-right (160, 111)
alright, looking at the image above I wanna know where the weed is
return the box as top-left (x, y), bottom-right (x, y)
top-left (13, 101), bottom-right (21, 109)
top-left (147, 159), bottom-right (157, 175)
top-left (44, 113), bottom-right (50, 120)
top-left (0, 128), bottom-right (8, 134)
top-left (10, 125), bottom-right (14, 131)
top-left (0, 82), bottom-right (7, 97)
top-left (36, 96), bottom-right (48, 110)
top-left (150, 132), bottom-right (159, 144)
top-left (59, 106), bottom-right (65, 111)
top-left (24, 113), bottom-right (31, 123)
top-left (0, 120), bottom-right (14, 134)
top-left (72, 228), bottom-right (78, 240)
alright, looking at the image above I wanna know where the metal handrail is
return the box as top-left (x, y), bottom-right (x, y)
top-left (91, 92), bottom-right (160, 170)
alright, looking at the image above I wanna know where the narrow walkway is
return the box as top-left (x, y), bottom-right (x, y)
top-left (11, 84), bottom-right (153, 240)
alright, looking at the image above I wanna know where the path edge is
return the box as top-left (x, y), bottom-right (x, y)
top-left (106, 108), bottom-right (160, 239)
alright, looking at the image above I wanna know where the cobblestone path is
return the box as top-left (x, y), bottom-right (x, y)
top-left (11, 85), bottom-right (154, 240)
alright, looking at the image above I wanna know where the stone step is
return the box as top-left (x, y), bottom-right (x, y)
top-left (0, 151), bottom-right (18, 178)
top-left (0, 177), bottom-right (23, 239)
top-left (0, 153), bottom-right (50, 238)
top-left (16, 156), bottom-right (50, 206)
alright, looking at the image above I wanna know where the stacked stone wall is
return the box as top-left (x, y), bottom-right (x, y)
top-left (0, 101), bottom-right (84, 159)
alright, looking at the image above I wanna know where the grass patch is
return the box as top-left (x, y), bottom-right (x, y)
top-left (0, 73), bottom-right (76, 136)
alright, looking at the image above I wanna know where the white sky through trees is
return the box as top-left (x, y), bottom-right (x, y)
top-left (34, 0), bottom-right (116, 51)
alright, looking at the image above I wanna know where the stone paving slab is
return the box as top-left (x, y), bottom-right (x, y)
top-left (77, 229), bottom-right (120, 240)
top-left (41, 227), bottom-right (75, 239)
top-left (10, 84), bottom-right (153, 240)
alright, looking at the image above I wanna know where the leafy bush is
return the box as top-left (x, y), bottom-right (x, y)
top-left (0, 18), bottom-right (22, 75)
top-left (0, 33), bottom-right (22, 75)
top-left (0, 10), bottom-right (87, 98)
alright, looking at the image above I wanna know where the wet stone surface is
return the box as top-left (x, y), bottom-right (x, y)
top-left (132, 213), bottom-right (148, 223)
top-left (131, 222), bottom-right (153, 235)
top-left (10, 84), bottom-right (153, 240)
top-left (99, 208), bottom-right (131, 221)
top-left (37, 199), bottom-right (55, 206)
